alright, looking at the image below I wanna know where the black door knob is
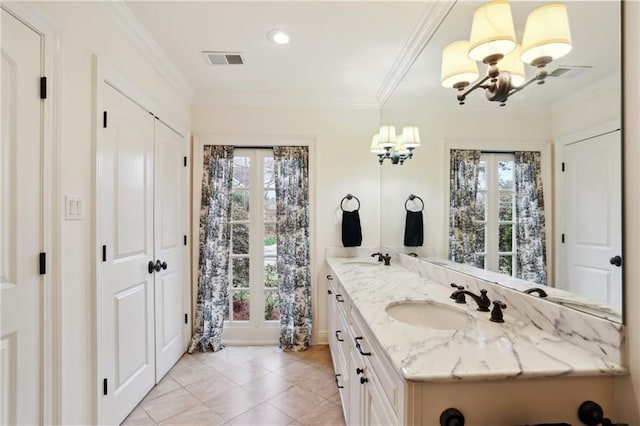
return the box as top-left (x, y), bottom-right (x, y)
top-left (148, 261), bottom-right (156, 274)
top-left (609, 255), bottom-right (622, 267)
top-left (160, 261), bottom-right (168, 270)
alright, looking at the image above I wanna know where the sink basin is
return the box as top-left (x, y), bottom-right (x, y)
top-left (385, 301), bottom-right (471, 330)
top-left (342, 261), bottom-right (380, 267)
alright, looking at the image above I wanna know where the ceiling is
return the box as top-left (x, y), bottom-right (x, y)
top-left (125, 1), bottom-right (429, 108)
top-left (384, 1), bottom-right (621, 112)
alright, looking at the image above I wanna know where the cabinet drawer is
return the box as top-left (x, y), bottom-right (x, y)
top-left (351, 305), bottom-right (404, 417)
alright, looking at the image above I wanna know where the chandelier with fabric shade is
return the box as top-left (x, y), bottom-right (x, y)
top-left (440, 0), bottom-right (572, 106)
top-left (370, 125), bottom-right (421, 165)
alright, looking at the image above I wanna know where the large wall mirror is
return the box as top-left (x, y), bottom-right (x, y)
top-left (380, 1), bottom-right (622, 322)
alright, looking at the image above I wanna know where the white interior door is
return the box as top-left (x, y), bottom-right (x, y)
top-left (153, 120), bottom-right (187, 379)
top-left (563, 130), bottom-right (622, 307)
top-left (0, 9), bottom-right (43, 425)
top-left (99, 83), bottom-right (156, 425)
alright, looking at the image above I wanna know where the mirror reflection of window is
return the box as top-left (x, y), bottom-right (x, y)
top-left (450, 149), bottom-right (546, 285)
top-left (475, 153), bottom-right (516, 277)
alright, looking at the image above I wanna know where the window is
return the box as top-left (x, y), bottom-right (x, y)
top-left (475, 153), bottom-right (517, 277)
top-left (227, 148), bottom-right (279, 332)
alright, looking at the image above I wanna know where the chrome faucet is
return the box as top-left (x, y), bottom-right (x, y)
top-left (380, 253), bottom-right (391, 266)
top-left (450, 289), bottom-right (491, 312)
top-left (524, 287), bottom-right (548, 298)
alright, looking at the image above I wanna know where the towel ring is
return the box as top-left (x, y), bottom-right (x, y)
top-left (341, 194), bottom-right (360, 212)
top-left (405, 194), bottom-right (424, 212)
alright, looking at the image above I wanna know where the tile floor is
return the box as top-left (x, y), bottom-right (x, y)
top-left (122, 345), bottom-right (346, 426)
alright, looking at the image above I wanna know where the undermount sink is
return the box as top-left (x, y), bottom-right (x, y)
top-left (342, 261), bottom-right (380, 267)
top-left (385, 301), bottom-right (471, 330)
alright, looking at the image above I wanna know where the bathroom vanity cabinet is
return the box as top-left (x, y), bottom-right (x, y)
top-left (325, 258), bottom-right (623, 425)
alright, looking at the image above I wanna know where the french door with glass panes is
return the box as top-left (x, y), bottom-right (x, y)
top-left (474, 153), bottom-right (517, 276)
top-left (224, 148), bottom-right (279, 344)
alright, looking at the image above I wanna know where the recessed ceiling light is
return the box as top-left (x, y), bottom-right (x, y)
top-left (267, 29), bottom-right (291, 45)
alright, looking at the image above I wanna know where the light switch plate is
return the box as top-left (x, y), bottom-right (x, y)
top-left (65, 195), bottom-right (84, 220)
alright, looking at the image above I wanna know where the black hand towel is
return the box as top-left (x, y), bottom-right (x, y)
top-left (342, 210), bottom-right (363, 247)
top-left (403, 211), bottom-right (423, 247)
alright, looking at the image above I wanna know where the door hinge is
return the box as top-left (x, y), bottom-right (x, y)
top-left (183, 156), bottom-right (187, 167)
top-left (561, 162), bottom-right (565, 172)
top-left (184, 313), bottom-right (188, 324)
top-left (103, 378), bottom-right (108, 395)
top-left (562, 234), bottom-right (565, 243)
top-left (39, 252), bottom-right (46, 275)
top-left (102, 245), bottom-right (107, 262)
top-left (40, 77), bottom-right (47, 99)
top-left (184, 235), bottom-right (187, 246)
top-left (103, 111), bottom-right (108, 128)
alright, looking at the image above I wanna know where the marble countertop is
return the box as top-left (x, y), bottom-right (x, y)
top-left (326, 257), bottom-right (626, 382)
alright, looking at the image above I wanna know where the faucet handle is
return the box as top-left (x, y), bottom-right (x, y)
top-left (476, 289), bottom-right (491, 312)
top-left (449, 284), bottom-right (466, 303)
top-left (490, 300), bottom-right (507, 323)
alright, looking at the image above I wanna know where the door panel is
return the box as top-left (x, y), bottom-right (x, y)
top-left (100, 83), bottom-right (155, 425)
top-left (0, 9), bottom-right (43, 425)
top-left (154, 120), bottom-right (187, 380)
top-left (115, 282), bottom-right (151, 386)
top-left (563, 131), bottom-right (622, 307)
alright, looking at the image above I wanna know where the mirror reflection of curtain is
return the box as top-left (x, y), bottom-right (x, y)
top-left (189, 145), bottom-right (234, 353)
top-left (449, 149), bottom-right (482, 266)
top-left (273, 146), bottom-right (311, 351)
top-left (514, 151), bottom-right (547, 284)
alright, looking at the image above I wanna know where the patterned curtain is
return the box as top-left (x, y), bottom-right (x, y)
top-left (514, 151), bottom-right (547, 284)
top-left (273, 146), bottom-right (311, 351)
top-left (188, 145), bottom-right (234, 353)
top-left (449, 149), bottom-right (482, 266)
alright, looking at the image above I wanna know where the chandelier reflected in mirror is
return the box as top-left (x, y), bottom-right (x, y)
top-left (440, 0), bottom-right (572, 106)
top-left (370, 126), bottom-right (420, 165)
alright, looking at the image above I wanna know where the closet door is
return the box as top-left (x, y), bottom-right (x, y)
top-left (153, 120), bottom-right (188, 379)
top-left (0, 9), bottom-right (44, 425)
top-left (100, 83), bottom-right (156, 425)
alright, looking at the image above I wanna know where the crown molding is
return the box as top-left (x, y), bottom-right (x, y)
top-left (96, 1), bottom-right (195, 101)
top-left (192, 92), bottom-right (380, 110)
top-left (376, 0), bottom-right (456, 108)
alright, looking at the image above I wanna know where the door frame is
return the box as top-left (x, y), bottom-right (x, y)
top-left (1, 3), bottom-right (61, 424)
top-left (93, 56), bottom-right (191, 423)
top-left (553, 119), bottom-right (621, 290)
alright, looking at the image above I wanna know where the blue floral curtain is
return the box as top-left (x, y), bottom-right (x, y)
top-left (273, 146), bottom-right (311, 351)
top-left (514, 151), bottom-right (547, 284)
top-left (188, 145), bottom-right (234, 353)
top-left (449, 149), bottom-right (482, 266)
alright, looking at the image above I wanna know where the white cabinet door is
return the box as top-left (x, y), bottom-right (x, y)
top-left (563, 130), bottom-right (622, 307)
top-left (100, 83), bottom-right (156, 425)
top-left (0, 9), bottom-right (43, 425)
top-left (153, 120), bottom-right (188, 379)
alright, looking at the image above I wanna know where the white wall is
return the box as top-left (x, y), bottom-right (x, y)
top-left (33, 2), bottom-right (191, 424)
top-left (614, 0), bottom-right (640, 421)
top-left (191, 106), bottom-right (381, 345)
top-left (551, 76), bottom-right (621, 139)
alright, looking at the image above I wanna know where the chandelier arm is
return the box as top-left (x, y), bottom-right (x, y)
top-left (456, 74), bottom-right (492, 103)
top-left (505, 73), bottom-right (544, 100)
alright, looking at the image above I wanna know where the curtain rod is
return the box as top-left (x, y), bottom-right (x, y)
top-left (481, 150), bottom-right (515, 154)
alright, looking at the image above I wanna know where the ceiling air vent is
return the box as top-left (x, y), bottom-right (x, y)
top-left (202, 51), bottom-right (245, 65)
top-left (548, 65), bottom-right (593, 79)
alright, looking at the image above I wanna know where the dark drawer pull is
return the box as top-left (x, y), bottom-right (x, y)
top-left (335, 330), bottom-right (344, 342)
top-left (327, 274), bottom-right (333, 280)
top-left (327, 289), bottom-right (333, 295)
top-left (360, 377), bottom-right (368, 385)
top-left (335, 294), bottom-right (345, 303)
top-left (354, 336), bottom-right (371, 356)
top-left (335, 374), bottom-right (344, 389)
